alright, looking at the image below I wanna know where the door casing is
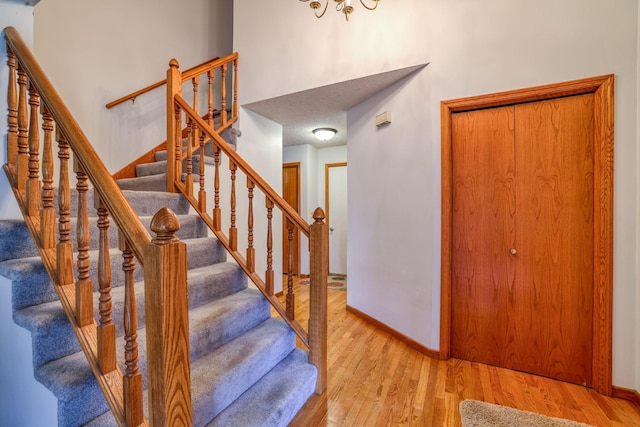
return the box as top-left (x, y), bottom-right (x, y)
top-left (440, 75), bottom-right (614, 395)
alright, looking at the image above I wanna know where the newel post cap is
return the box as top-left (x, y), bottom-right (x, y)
top-left (169, 58), bottom-right (180, 69)
top-left (150, 207), bottom-right (180, 245)
top-left (313, 208), bottom-right (326, 224)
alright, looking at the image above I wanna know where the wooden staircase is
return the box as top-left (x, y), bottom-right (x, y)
top-left (1, 26), bottom-right (328, 426)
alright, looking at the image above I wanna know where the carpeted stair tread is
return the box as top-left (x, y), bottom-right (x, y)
top-left (117, 173), bottom-right (167, 192)
top-left (0, 220), bottom-right (39, 261)
top-left (3, 235), bottom-right (225, 313)
top-left (121, 189), bottom-right (191, 215)
top-left (36, 288), bottom-right (272, 425)
top-left (12, 257), bottom-right (243, 368)
top-left (206, 348), bottom-right (317, 427)
top-left (190, 318), bottom-right (296, 425)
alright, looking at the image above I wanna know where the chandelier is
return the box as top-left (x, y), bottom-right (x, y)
top-left (299, 0), bottom-right (381, 21)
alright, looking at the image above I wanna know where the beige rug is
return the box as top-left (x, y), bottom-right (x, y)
top-left (297, 275), bottom-right (346, 290)
top-left (459, 400), bottom-right (594, 427)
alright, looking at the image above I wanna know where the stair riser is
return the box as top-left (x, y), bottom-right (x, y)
top-left (136, 155), bottom-right (215, 178)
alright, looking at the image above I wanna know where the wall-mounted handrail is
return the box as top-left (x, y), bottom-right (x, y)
top-left (105, 56), bottom-right (222, 109)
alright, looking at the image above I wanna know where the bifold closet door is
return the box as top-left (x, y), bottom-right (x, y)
top-left (451, 94), bottom-right (594, 386)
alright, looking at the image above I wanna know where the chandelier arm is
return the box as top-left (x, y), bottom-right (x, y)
top-left (359, 0), bottom-right (380, 11)
top-left (315, 0), bottom-right (329, 18)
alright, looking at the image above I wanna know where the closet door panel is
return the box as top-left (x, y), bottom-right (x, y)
top-left (514, 94), bottom-right (594, 385)
top-left (451, 106), bottom-right (516, 367)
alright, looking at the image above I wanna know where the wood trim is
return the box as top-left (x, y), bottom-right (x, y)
top-left (324, 162), bottom-right (347, 228)
top-left (347, 305), bottom-right (442, 360)
top-left (440, 74), bottom-right (615, 395)
top-left (612, 386), bottom-right (640, 406)
top-left (283, 162), bottom-right (301, 274)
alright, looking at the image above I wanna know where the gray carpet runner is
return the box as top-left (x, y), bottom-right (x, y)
top-left (0, 140), bottom-right (316, 426)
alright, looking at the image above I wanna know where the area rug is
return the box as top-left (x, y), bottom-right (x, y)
top-left (297, 275), bottom-right (346, 290)
top-left (459, 400), bottom-right (594, 427)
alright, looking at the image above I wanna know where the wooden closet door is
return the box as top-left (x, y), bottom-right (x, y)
top-left (451, 105), bottom-right (516, 367)
top-left (514, 94), bottom-right (594, 385)
top-left (451, 94), bottom-right (594, 386)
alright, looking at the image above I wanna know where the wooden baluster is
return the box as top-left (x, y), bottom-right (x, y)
top-left (212, 145), bottom-right (221, 231)
top-left (184, 118), bottom-right (194, 196)
top-left (309, 207), bottom-right (328, 394)
top-left (7, 47), bottom-right (18, 169)
top-left (40, 105), bottom-right (55, 249)
top-left (286, 221), bottom-right (295, 320)
top-left (233, 58), bottom-right (238, 120)
top-left (221, 63), bottom-right (227, 126)
top-left (207, 69), bottom-right (214, 128)
top-left (145, 208), bottom-right (192, 427)
top-left (26, 82), bottom-right (41, 217)
top-left (16, 64), bottom-right (29, 193)
top-left (56, 129), bottom-right (74, 285)
top-left (229, 160), bottom-right (237, 251)
top-left (74, 159), bottom-right (93, 327)
top-left (175, 105), bottom-right (183, 186)
top-left (120, 237), bottom-right (144, 426)
top-left (96, 198), bottom-right (116, 373)
top-left (191, 75), bottom-right (199, 118)
top-left (198, 131), bottom-right (206, 211)
top-left (246, 178), bottom-right (255, 273)
top-left (166, 59), bottom-right (181, 193)
top-left (265, 198), bottom-right (274, 295)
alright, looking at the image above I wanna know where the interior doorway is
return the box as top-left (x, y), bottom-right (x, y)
top-left (282, 162), bottom-right (301, 275)
top-left (325, 162), bottom-right (348, 275)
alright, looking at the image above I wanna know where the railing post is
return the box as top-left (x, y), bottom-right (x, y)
top-left (166, 59), bottom-right (182, 193)
top-left (145, 207), bottom-right (192, 427)
top-left (309, 207), bottom-right (328, 394)
top-left (7, 47), bottom-right (18, 169)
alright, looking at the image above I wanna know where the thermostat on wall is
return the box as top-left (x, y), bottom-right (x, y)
top-left (375, 111), bottom-right (392, 127)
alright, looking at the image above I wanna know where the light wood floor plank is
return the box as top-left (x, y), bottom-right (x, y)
top-left (281, 281), bottom-right (640, 426)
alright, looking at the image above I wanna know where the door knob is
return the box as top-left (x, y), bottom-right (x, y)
top-left (510, 248), bottom-right (517, 255)
top-left (330, 227), bottom-right (335, 232)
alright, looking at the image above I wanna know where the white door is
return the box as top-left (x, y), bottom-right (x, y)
top-left (326, 163), bottom-right (347, 275)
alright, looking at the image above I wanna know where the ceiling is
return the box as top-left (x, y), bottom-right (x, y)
top-left (243, 64), bottom-right (427, 148)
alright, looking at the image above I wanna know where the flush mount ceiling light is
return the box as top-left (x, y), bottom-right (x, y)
top-left (299, 0), bottom-right (380, 21)
top-left (313, 128), bottom-right (337, 141)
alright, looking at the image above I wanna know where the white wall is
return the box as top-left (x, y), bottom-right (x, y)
top-left (428, 0), bottom-right (638, 390)
top-left (236, 0), bottom-right (640, 391)
top-left (0, 5), bottom-right (57, 424)
top-left (0, 2), bottom-right (32, 220)
top-left (33, 0), bottom-right (233, 173)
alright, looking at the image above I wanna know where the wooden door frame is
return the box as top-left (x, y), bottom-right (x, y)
top-left (440, 75), bottom-right (614, 395)
top-left (283, 162), bottom-right (301, 275)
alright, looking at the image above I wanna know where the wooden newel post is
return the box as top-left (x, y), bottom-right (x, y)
top-left (309, 207), bottom-right (328, 394)
top-left (145, 207), bottom-right (192, 427)
top-left (166, 59), bottom-right (182, 193)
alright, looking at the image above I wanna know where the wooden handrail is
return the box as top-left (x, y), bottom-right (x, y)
top-left (4, 27), bottom-right (152, 261)
top-left (174, 96), bottom-right (311, 236)
top-left (105, 56), bottom-right (222, 109)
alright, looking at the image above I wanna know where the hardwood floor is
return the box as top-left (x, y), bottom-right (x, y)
top-left (279, 280), bottom-right (640, 426)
